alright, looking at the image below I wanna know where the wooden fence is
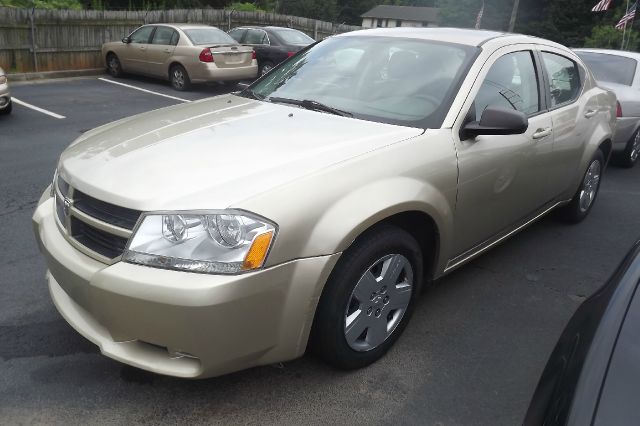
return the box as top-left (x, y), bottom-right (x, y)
top-left (0, 7), bottom-right (360, 74)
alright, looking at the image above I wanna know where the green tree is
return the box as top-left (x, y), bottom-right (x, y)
top-left (585, 24), bottom-right (638, 50)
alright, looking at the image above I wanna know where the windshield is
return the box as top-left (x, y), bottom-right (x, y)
top-left (244, 36), bottom-right (478, 128)
top-left (274, 29), bottom-right (315, 45)
top-left (576, 52), bottom-right (637, 86)
top-left (183, 28), bottom-right (237, 46)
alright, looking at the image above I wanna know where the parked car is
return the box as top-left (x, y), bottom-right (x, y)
top-left (524, 239), bottom-right (640, 425)
top-left (102, 24), bottom-right (258, 91)
top-left (228, 26), bottom-right (314, 76)
top-left (0, 66), bottom-right (11, 115)
top-left (34, 28), bottom-right (616, 379)
top-left (574, 49), bottom-right (640, 168)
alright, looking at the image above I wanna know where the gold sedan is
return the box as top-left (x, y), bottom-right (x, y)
top-left (102, 24), bottom-right (258, 90)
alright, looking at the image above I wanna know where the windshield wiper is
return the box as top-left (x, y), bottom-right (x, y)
top-left (268, 97), bottom-right (352, 117)
top-left (241, 88), bottom-right (265, 101)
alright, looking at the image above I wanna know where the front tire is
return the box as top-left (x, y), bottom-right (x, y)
top-left (557, 149), bottom-right (604, 223)
top-left (259, 61), bottom-right (274, 77)
top-left (618, 129), bottom-right (640, 168)
top-left (311, 225), bottom-right (423, 370)
top-left (170, 64), bottom-right (191, 91)
top-left (0, 100), bottom-right (11, 115)
top-left (106, 53), bottom-right (123, 77)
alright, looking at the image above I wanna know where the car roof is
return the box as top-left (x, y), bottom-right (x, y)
top-left (148, 23), bottom-right (222, 31)
top-left (231, 26), bottom-right (302, 32)
top-left (335, 27), bottom-right (545, 47)
top-left (574, 48), bottom-right (640, 61)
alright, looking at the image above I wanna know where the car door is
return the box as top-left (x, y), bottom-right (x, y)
top-left (120, 25), bottom-right (155, 74)
top-left (538, 48), bottom-right (600, 196)
top-left (452, 46), bottom-right (555, 255)
top-left (146, 26), bottom-right (178, 77)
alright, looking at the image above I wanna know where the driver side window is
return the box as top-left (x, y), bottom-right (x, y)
top-left (130, 26), bottom-right (154, 44)
top-left (474, 51), bottom-right (540, 120)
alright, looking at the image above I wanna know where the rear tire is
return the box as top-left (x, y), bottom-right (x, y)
top-left (106, 53), bottom-right (123, 77)
top-left (170, 64), bottom-right (191, 91)
top-left (617, 129), bottom-right (640, 168)
top-left (557, 149), bottom-right (604, 223)
top-left (0, 100), bottom-right (11, 115)
top-left (311, 225), bottom-right (423, 370)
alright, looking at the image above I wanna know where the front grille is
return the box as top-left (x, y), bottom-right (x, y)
top-left (74, 190), bottom-right (141, 230)
top-left (70, 217), bottom-right (129, 259)
top-left (55, 175), bottom-right (141, 262)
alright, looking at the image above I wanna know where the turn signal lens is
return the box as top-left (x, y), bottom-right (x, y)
top-left (616, 101), bottom-right (623, 118)
top-left (199, 48), bottom-right (214, 63)
top-left (243, 231), bottom-right (274, 270)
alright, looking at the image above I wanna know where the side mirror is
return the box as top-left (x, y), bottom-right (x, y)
top-left (122, 36), bottom-right (131, 44)
top-left (461, 106), bottom-right (529, 139)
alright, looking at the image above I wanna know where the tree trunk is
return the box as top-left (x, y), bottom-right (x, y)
top-left (508, 0), bottom-right (520, 32)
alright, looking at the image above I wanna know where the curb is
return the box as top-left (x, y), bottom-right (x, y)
top-left (8, 68), bottom-right (105, 82)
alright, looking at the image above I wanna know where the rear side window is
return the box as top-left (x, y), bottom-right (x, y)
top-left (151, 27), bottom-right (176, 45)
top-left (474, 51), bottom-right (540, 119)
top-left (130, 26), bottom-right (154, 44)
top-left (576, 52), bottom-right (637, 86)
top-left (229, 28), bottom-right (246, 43)
top-left (170, 31), bottom-right (179, 46)
top-left (245, 29), bottom-right (268, 45)
top-left (273, 29), bottom-right (314, 45)
top-left (541, 52), bottom-right (581, 107)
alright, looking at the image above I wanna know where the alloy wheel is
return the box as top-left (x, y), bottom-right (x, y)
top-left (630, 131), bottom-right (640, 163)
top-left (172, 69), bottom-right (185, 89)
top-left (579, 159), bottom-right (601, 212)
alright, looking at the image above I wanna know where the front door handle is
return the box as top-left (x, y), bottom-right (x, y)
top-left (584, 109), bottom-right (598, 118)
top-left (532, 127), bottom-right (552, 140)
top-left (163, 49), bottom-right (172, 53)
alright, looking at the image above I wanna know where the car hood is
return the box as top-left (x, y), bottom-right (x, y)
top-left (58, 94), bottom-right (422, 211)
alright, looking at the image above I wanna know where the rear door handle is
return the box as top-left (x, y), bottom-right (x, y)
top-left (584, 109), bottom-right (598, 118)
top-left (532, 127), bottom-right (552, 140)
top-left (163, 49), bottom-right (171, 53)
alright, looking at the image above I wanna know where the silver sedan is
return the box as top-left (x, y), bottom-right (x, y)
top-left (575, 49), bottom-right (640, 167)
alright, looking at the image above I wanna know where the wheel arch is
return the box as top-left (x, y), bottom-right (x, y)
top-left (299, 176), bottom-right (454, 283)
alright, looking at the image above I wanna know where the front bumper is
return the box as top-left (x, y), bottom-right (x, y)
top-left (189, 61), bottom-right (258, 83)
top-left (33, 193), bottom-right (339, 378)
top-left (613, 117), bottom-right (640, 152)
top-left (0, 82), bottom-right (10, 110)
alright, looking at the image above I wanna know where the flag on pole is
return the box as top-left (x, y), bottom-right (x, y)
top-left (475, 0), bottom-right (485, 29)
top-left (616, 2), bottom-right (637, 29)
top-left (592, 0), bottom-right (613, 11)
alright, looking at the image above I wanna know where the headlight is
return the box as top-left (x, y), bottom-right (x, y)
top-left (122, 210), bottom-right (277, 274)
top-left (0, 75), bottom-right (6, 85)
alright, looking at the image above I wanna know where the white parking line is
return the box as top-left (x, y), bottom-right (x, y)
top-left (98, 78), bottom-right (191, 103)
top-left (12, 98), bottom-right (66, 119)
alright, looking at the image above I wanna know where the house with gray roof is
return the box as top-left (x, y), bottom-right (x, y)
top-left (361, 5), bottom-right (440, 29)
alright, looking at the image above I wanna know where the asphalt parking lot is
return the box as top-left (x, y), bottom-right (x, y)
top-left (1, 74), bottom-right (639, 425)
